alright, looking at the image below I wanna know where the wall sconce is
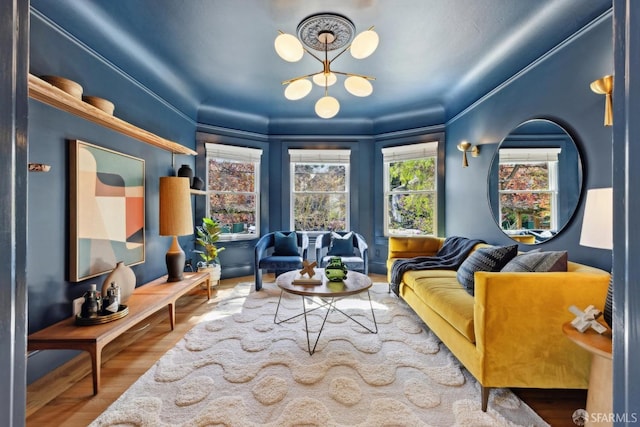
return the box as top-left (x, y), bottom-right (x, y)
top-left (457, 141), bottom-right (480, 168)
top-left (590, 75), bottom-right (613, 126)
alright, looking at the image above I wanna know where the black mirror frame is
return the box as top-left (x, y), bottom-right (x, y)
top-left (487, 118), bottom-right (584, 245)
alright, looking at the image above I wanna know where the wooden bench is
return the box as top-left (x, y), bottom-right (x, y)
top-left (27, 272), bottom-right (211, 395)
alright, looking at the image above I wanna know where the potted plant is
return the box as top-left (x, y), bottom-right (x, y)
top-left (194, 217), bottom-right (225, 285)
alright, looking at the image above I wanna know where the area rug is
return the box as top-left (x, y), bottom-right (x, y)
top-left (90, 282), bottom-right (548, 426)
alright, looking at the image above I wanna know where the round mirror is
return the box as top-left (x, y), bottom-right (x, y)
top-left (488, 119), bottom-right (583, 244)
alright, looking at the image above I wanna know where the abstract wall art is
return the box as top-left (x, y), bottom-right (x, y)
top-left (70, 140), bottom-right (145, 281)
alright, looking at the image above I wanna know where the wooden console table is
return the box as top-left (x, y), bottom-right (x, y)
top-left (28, 272), bottom-right (210, 395)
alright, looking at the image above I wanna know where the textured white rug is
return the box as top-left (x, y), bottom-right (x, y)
top-left (90, 282), bottom-right (548, 426)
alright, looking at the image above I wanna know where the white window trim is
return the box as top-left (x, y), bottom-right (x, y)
top-left (288, 149), bottom-right (351, 233)
top-left (498, 149), bottom-right (560, 231)
top-left (499, 147), bottom-right (561, 162)
top-left (382, 141), bottom-right (438, 237)
top-left (206, 142), bottom-right (263, 162)
top-left (205, 143), bottom-right (263, 242)
top-left (381, 141), bottom-right (438, 162)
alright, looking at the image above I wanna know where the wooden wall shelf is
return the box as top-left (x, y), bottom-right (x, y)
top-left (28, 73), bottom-right (196, 156)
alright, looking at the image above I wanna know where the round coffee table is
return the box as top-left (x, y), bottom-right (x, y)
top-left (274, 269), bottom-right (378, 355)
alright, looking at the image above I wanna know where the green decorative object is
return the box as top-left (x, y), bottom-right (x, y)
top-left (194, 217), bottom-right (225, 268)
top-left (324, 257), bottom-right (348, 281)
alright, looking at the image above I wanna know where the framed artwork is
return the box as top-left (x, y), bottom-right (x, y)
top-left (69, 140), bottom-right (145, 282)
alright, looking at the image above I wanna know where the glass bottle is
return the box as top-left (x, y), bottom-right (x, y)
top-left (81, 284), bottom-right (101, 318)
top-left (103, 282), bottom-right (120, 314)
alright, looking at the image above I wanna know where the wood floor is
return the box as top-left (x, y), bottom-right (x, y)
top-left (26, 274), bottom-right (586, 426)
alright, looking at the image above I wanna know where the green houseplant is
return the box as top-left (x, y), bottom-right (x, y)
top-left (194, 217), bottom-right (225, 284)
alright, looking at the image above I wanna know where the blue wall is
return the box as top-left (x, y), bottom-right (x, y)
top-left (445, 14), bottom-right (613, 272)
top-left (26, 9), bottom-right (615, 385)
top-left (27, 12), bottom-right (197, 382)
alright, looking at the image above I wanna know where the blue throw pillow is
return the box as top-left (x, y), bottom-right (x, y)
top-left (457, 245), bottom-right (518, 296)
top-left (273, 231), bottom-right (299, 256)
top-left (328, 232), bottom-right (355, 256)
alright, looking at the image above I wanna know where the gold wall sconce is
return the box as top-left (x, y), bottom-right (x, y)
top-left (457, 141), bottom-right (480, 168)
top-left (590, 75), bottom-right (613, 126)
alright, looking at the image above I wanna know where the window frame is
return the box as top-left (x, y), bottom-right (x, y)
top-left (204, 142), bottom-right (263, 242)
top-left (382, 141), bottom-right (438, 237)
top-left (497, 147), bottom-right (560, 232)
top-left (288, 149), bottom-right (351, 233)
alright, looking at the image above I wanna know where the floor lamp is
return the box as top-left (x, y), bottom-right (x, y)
top-left (579, 187), bottom-right (613, 327)
top-left (159, 176), bottom-right (194, 282)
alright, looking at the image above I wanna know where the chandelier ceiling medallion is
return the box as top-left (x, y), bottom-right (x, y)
top-left (274, 13), bottom-right (379, 119)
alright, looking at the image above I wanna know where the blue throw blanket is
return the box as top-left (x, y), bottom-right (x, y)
top-left (389, 236), bottom-right (485, 296)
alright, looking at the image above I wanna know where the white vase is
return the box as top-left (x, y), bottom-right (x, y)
top-left (102, 261), bottom-right (136, 303)
top-left (198, 264), bottom-right (221, 287)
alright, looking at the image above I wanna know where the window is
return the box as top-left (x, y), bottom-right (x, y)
top-left (382, 142), bottom-right (438, 236)
top-left (289, 149), bottom-right (350, 232)
top-left (205, 143), bottom-right (262, 240)
top-left (497, 148), bottom-right (560, 232)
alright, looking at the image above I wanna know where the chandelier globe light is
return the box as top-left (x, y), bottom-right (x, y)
top-left (274, 33), bottom-right (304, 62)
top-left (315, 95), bottom-right (340, 119)
top-left (275, 13), bottom-right (377, 119)
top-left (284, 79), bottom-right (312, 100)
top-left (350, 29), bottom-right (379, 59)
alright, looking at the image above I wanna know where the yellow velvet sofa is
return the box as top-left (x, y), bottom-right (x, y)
top-left (387, 236), bottom-right (610, 411)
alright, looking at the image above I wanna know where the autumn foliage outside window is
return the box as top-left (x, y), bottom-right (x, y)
top-left (205, 143), bottom-right (262, 239)
top-left (289, 149), bottom-right (350, 232)
top-left (498, 160), bottom-right (557, 231)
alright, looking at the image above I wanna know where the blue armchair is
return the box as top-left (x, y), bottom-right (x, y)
top-left (315, 231), bottom-right (368, 274)
top-left (254, 231), bottom-right (309, 291)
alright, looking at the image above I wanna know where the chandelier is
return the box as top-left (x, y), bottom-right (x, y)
top-left (274, 13), bottom-right (379, 119)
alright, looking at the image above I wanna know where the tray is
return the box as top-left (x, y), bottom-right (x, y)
top-left (75, 305), bottom-right (129, 326)
top-left (292, 274), bottom-right (323, 286)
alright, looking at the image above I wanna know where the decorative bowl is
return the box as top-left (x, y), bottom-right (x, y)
top-left (41, 75), bottom-right (83, 99)
top-left (83, 95), bottom-right (115, 115)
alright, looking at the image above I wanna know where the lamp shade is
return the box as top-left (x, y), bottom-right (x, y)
top-left (579, 187), bottom-right (613, 249)
top-left (159, 176), bottom-right (194, 236)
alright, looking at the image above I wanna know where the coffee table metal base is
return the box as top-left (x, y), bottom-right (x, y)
top-left (274, 291), bottom-right (378, 355)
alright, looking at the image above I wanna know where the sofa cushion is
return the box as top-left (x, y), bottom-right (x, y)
top-left (457, 245), bottom-right (518, 295)
top-left (501, 250), bottom-right (568, 272)
top-left (328, 232), bottom-right (355, 256)
top-left (273, 231), bottom-right (299, 256)
top-left (404, 274), bottom-right (475, 342)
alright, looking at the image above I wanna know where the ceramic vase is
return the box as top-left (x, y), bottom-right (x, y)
top-left (191, 176), bottom-right (205, 190)
top-left (177, 164), bottom-right (193, 181)
top-left (102, 261), bottom-right (136, 303)
top-left (325, 257), bottom-right (347, 281)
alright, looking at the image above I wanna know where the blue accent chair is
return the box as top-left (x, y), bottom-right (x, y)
top-left (315, 231), bottom-right (369, 274)
top-left (254, 231), bottom-right (309, 291)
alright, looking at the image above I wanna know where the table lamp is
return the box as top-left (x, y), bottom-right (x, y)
top-left (159, 176), bottom-right (194, 282)
top-left (579, 187), bottom-right (613, 328)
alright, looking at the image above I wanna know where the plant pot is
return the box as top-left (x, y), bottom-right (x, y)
top-left (198, 264), bottom-right (221, 287)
